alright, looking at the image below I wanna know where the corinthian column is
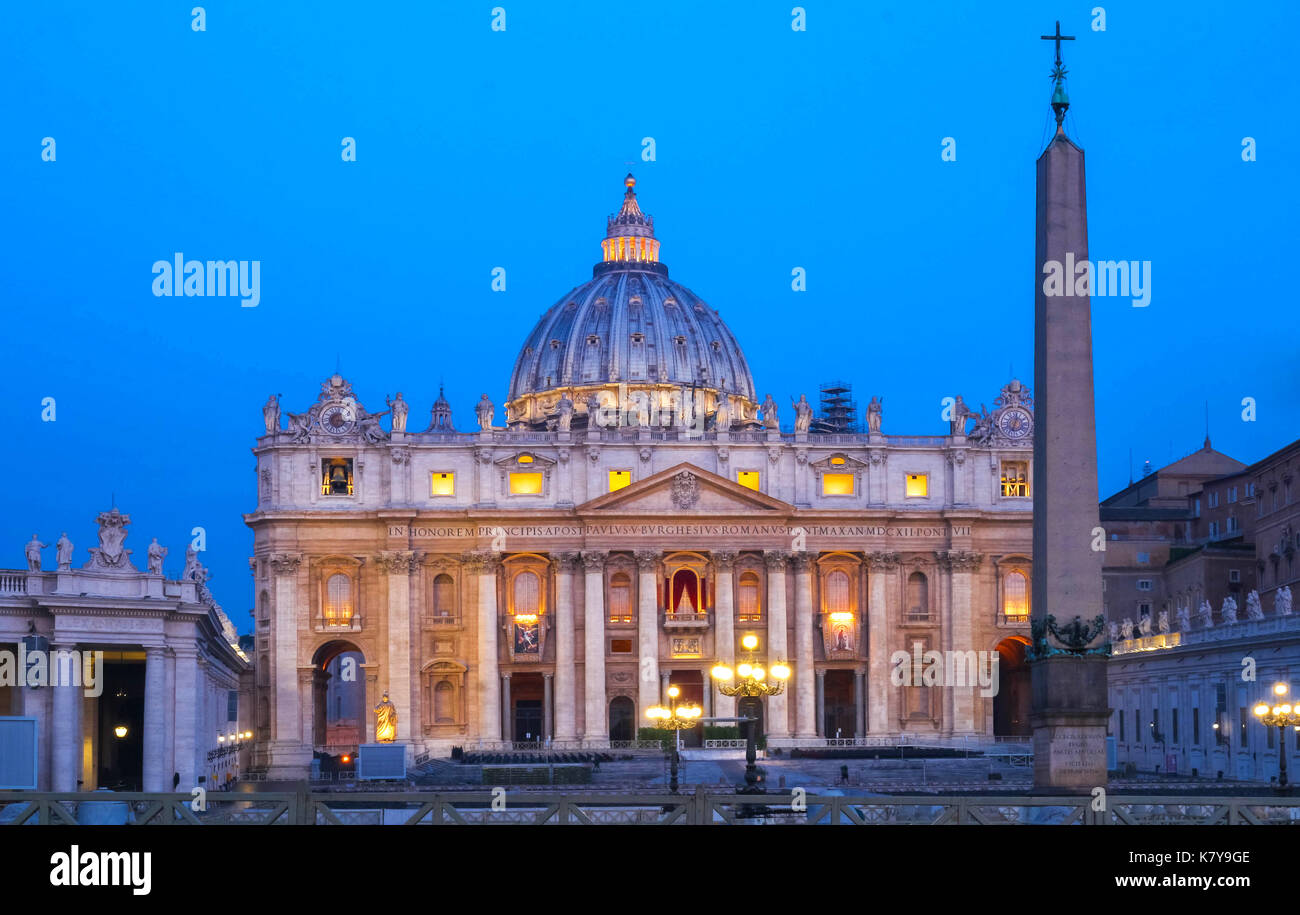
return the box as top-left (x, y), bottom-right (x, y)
top-left (792, 552), bottom-right (816, 738)
top-left (465, 552), bottom-right (502, 742)
top-left (269, 553), bottom-right (303, 766)
top-left (635, 550), bottom-right (660, 723)
top-left (713, 551), bottom-right (737, 719)
top-left (582, 551), bottom-right (608, 744)
top-left (866, 552), bottom-right (899, 734)
top-left (764, 551), bottom-right (791, 738)
top-left (940, 549), bottom-right (983, 734)
top-left (51, 641), bottom-right (81, 792)
top-left (378, 550), bottom-right (416, 741)
top-left (142, 646), bottom-right (167, 792)
top-left (553, 553), bottom-right (579, 741)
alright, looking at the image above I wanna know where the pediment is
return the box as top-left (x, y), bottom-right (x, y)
top-left (579, 462), bottom-right (792, 514)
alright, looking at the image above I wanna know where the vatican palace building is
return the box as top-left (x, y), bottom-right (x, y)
top-left (246, 177), bottom-right (1038, 777)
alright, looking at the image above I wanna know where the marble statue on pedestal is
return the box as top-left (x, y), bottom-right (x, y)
top-left (867, 396), bottom-right (882, 433)
top-left (1277, 586), bottom-right (1294, 616)
top-left (55, 533), bottom-right (73, 570)
top-left (714, 396), bottom-right (731, 432)
top-left (476, 394), bottom-right (495, 431)
top-left (1245, 590), bottom-right (1264, 621)
top-left (184, 545), bottom-right (201, 582)
top-left (25, 535), bottom-right (47, 571)
top-left (1176, 604), bottom-right (1191, 632)
top-left (263, 394), bottom-right (281, 434)
top-left (374, 692), bottom-right (397, 742)
top-left (760, 394), bottom-right (779, 430)
top-left (1157, 610), bottom-right (1169, 634)
top-left (1198, 599), bottom-right (1214, 628)
top-left (386, 393), bottom-right (409, 433)
top-left (792, 395), bottom-right (813, 433)
top-left (1138, 614), bottom-right (1151, 637)
top-left (1119, 618), bottom-right (1134, 640)
top-left (949, 395), bottom-right (970, 435)
top-left (1221, 596), bottom-right (1238, 624)
top-left (556, 394), bottom-right (574, 432)
top-left (147, 538), bottom-right (167, 574)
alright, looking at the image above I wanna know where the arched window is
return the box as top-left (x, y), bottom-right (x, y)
top-left (432, 573), bottom-right (456, 619)
top-left (609, 572), bottom-right (632, 623)
top-left (514, 571), bottom-right (540, 616)
top-left (824, 570), bottom-right (850, 614)
top-left (737, 571), bottom-right (762, 622)
top-left (434, 682), bottom-right (454, 723)
top-left (671, 569), bottom-right (700, 617)
top-left (324, 573), bottom-right (353, 626)
top-left (907, 571), bottom-right (929, 620)
top-left (1004, 571), bottom-right (1029, 620)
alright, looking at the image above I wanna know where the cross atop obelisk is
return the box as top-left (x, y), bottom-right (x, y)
top-left (1040, 21), bottom-right (1075, 128)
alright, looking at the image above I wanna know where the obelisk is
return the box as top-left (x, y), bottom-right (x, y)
top-left (1029, 23), bottom-right (1110, 791)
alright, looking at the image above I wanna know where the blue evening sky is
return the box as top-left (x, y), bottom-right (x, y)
top-left (3, 1), bottom-right (1296, 629)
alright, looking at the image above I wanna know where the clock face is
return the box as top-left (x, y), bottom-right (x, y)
top-left (998, 407), bottom-right (1032, 439)
top-left (320, 404), bottom-right (356, 435)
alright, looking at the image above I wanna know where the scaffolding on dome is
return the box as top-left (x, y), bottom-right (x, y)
top-left (811, 380), bottom-right (859, 434)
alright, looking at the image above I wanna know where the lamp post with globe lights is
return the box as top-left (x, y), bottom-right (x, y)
top-left (645, 686), bottom-right (702, 793)
top-left (710, 634), bottom-right (791, 793)
top-left (1253, 682), bottom-right (1300, 791)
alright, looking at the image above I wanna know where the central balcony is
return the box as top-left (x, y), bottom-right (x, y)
top-left (663, 608), bottom-right (711, 630)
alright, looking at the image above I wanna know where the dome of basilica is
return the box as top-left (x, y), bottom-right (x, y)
top-left (505, 176), bottom-right (758, 430)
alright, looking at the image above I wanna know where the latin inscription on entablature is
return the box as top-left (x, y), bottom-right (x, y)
top-left (387, 523), bottom-right (973, 540)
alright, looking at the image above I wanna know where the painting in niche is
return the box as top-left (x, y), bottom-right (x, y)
top-left (834, 625), bottom-right (850, 652)
top-left (514, 620), bottom-right (539, 654)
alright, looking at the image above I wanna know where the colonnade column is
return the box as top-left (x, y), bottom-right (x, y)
top-left (172, 647), bottom-right (199, 790)
top-left (764, 551), bottom-right (791, 738)
top-left (581, 551), bottom-right (607, 744)
top-left (713, 552), bottom-right (737, 720)
top-left (815, 669), bottom-right (826, 739)
top-left (269, 553), bottom-right (303, 764)
top-left (142, 646), bottom-right (168, 792)
top-left (501, 673), bottom-right (512, 742)
top-left (51, 641), bottom-right (81, 792)
top-left (468, 552), bottom-right (502, 743)
top-left (380, 550), bottom-right (415, 741)
top-left (855, 669), bottom-right (867, 738)
top-left (866, 552), bottom-right (898, 734)
top-left (635, 551), bottom-right (660, 722)
top-left (553, 553), bottom-right (579, 741)
top-left (793, 553), bottom-right (816, 738)
top-left (543, 673), bottom-right (554, 742)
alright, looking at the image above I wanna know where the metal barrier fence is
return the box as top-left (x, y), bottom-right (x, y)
top-left (4, 791), bottom-right (1300, 825)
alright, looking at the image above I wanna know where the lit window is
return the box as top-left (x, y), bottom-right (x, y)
top-left (830, 455), bottom-right (846, 466)
top-left (737, 571), bottom-right (762, 622)
top-left (431, 472), bottom-right (455, 496)
top-left (1000, 461), bottom-right (1029, 497)
top-left (822, 473), bottom-right (854, 496)
top-left (736, 470), bottom-right (760, 491)
top-left (324, 573), bottom-right (353, 626)
top-left (905, 473), bottom-right (928, 498)
top-left (517, 454), bottom-right (534, 464)
top-left (1004, 571), bottom-right (1028, 619)
top-left (610, 638), bottom-right (634, 653)
top-left (509, 472), bottom-right (543, 495)
top-left (321, 458), bottom-right (354, 496)
top-left (608, 470), bottom-right (631, 492)
top-left (609, 572), bottom-right (632, 623)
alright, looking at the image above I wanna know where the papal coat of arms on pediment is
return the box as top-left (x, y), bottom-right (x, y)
top-left (670, 471), bottom-right (700, 510)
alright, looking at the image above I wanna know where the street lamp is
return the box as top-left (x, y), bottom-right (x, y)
top-left (710, 634), bottom-right (791, 793)
top-left (646, 685), bottom-right (702, 793)
top-left (1253, 682), bottom-right (1300, 791)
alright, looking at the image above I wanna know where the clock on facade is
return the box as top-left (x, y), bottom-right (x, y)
top-left (998, 407), bottom-right (1032, 439)
top-left (320, 404), bottom-right (356, 435)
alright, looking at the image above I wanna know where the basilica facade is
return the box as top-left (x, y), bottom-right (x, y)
top-left (247, 177), bottom-right (1037, 776)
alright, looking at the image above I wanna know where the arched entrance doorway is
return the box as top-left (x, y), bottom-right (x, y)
top-left (608, 696), bottom-right (635, 742)
top-left (993, 637), bottom-right (1031, 736)
top-left (312, 641), bottom-right (366, 753)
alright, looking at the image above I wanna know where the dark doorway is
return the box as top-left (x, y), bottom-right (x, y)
top-left (668, 670), bottom-right (704, 747)
top-left (823, 669), bottom-right (856, 738)
top-left (509, 672), bottom-right (545, 742)
top-left (515, 700), bottom-right (543, 742)
top-left (609, 696), bottom-right (635, 742)
top-left (98, 658), bottom-right (145, 790)
top-left (993, 638), bottom-right (1031, 736)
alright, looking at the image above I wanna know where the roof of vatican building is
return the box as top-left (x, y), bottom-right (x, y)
top-left (506, 175), bottom-right (757, 407)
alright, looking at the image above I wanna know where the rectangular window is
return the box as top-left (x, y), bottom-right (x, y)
top-left (1000, 461), bottom-right (1029, 497)
top-left (430, 471), bottom-right (455, 496)
top-left (1118, 710), bottom-right (1125, 742)
top-left (608, 469), bottom-right (631, 492)
top-left (1227, 515), bottom-right (1238, 532)
top-left (1172, 709), bottom-right (1179, 743)
top-left (822, 473), bottom-right (854, 496)
top-left (509, 472), bottom-right (544, 495)
top-left (228, 690), bottom-right (238, 723)
top-left (1240, 707), bottom-right (1249, 746)
top-left (320, 458), bottom-right (354, 496)
top-left (1193, 497), bottom-right (1201, 517)
top-left (1209, 521), bottom-right (1219, 538)
top-left (1228, 486), bottom-right (1238, 503)
top-left (1215, 684), bottom-right (1227, 746)
top-left (1137, 579), bottom-right (1153, 591)
top-left (1139, 602), bottom-right (1151, 616)
top-left (905, 473), bottom-right (928, 498)
top-left (1209, 492), bottom-right (1220, 508)
top-left (736, 470), bottom-right (760, 491)
top-left (1136, 552), bottom-right (1150, 564)
top-left (1229, 569), bottom-right (1241, 583)
top-left (1193, 707), bottom-right (1200, 745)
top-left (610, 638), bottom-right (633, 654)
